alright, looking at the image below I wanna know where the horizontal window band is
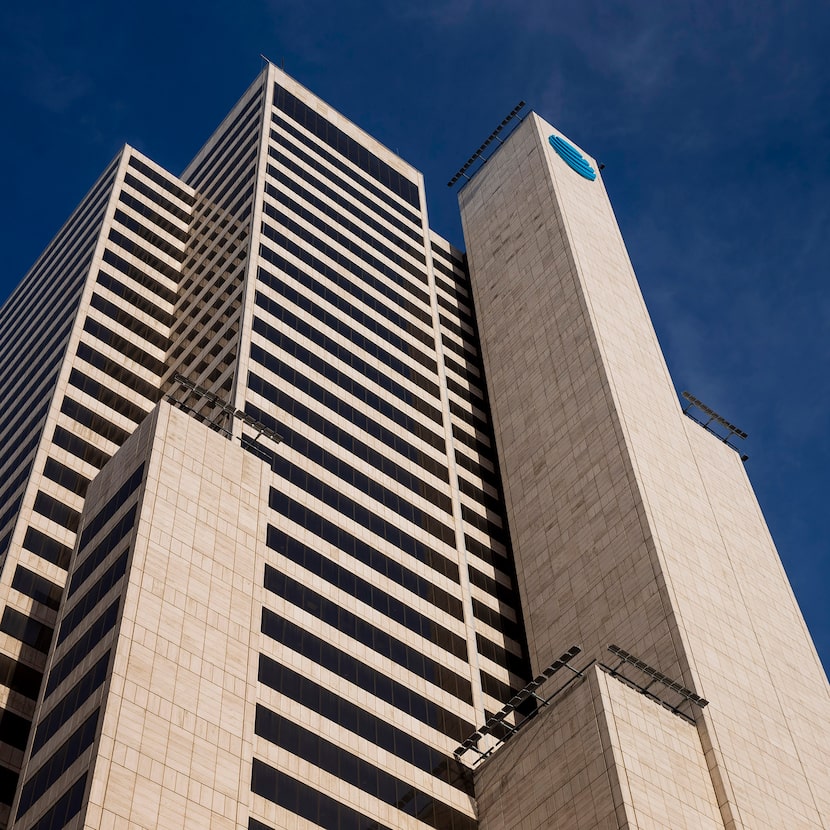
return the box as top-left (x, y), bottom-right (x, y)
top-left (112, 208), bottom-right (184, 261)
top-left (258, 409), bottom-right (449, 523)
top-left (0, 234), bottom-right (94, 356)
top-left (453, 446), bottom-right (498, 487)
top-left (250, 762), bottom-right (391, 830)
top-left (269, 464), bottom-right (458, 581)
top-left (257, 249), bottom-right (435, 355)
top-left (265, 164), bottom-right (425, 264)
top-left (0, 708), bottom-right (30, 751)
top-left (0, 293), bottom-right (77, 397)
top-left (254, 273), bottom-right (439, 395)
top-left (253, 297), bottom-right (442, 420)
top-left (186, 90), bottom-right (262, 186)
top-left (253, 705), bottom-right (476, 830)
top-left (260, 608), bottom-right (473, 742)
top-left (52, 425), bottom-right (111, 471)
top-left (0, 607), bottom-right (53, 653)
top-left (101, 247), bottom-right (178, 305)
top-left (76, 463), bottom-right (144, 553)
top-left (264, 565), bottom-right (472, 704)
top-left (31, 650), bottom-right (109, 755)
top-left (262, 483), bottom-right (462, 619)
top-left (189, 115), bottom-right (260, 195)
top-left (267, 141), bottom-right (423, 244)
top-left (43, 457), bottom-right (91, 498)
top-left (197, 147), bottom-right (258, 211)
top-left (248, 400), bottom-right (451, 518)
top-left (272, 113), bottom-right (421, 226)
top-left (257, 655), bottom-right (471, 795)
top-left (452, 423), bottom-right (492, 456)
top-left (247, 369), bottom-right (448, 482)
top-left (0, 339), bottom-right (67, 446)
top-left (71, 510), bottom-right (138, 597)
top-left (0, 653), bottom-right (42, 699)
top-left (444, 354), bottom-right (484, 388)
top-left (266, 527), bottom-right (466, 659)
top-left (441, 331), bottom-right (478, 362)
top-left (74, 342), bottom-right (160, 404)
top-left (94, 270), bottom-right (174, 328)
top-left (58, 551), bottom-right (128, 646)
top-left (33, 490), bottom-right (80, 533)
top-left (456, 472), bottom-right (503, 517)
top-left (82, 316), bottom-right (166, 377)
top-left (16, 710), bottom-right (98, 818)
top-left (127, 155), bottom-right (193, 205)
top-left (261, 216), bottom-right (431, 321)
top-left (2, 161), bottom-right (116, 319)
top-left (271, 420), bottom-right (455, 544)
top-left (262, 199), bottom-right (428, 303)
top-left (89, 288), bottom-right (170, 348)
top-left (68, 367), bottom-right (151, 425)
top-left (60, 396), bottom-right (131, 446)
top-left (44, 600), bottom-right (119, 698)
top-left (11, 566), bottom-right (62, 611)
top-left (22, 526), bottom-right (73, 570)
top-left (117, 191), bottom-right (189, 242)
top-left (23, 774), bottom-right (87, 829)
top-left (273, 85), bottom-right (420, 208)
top-left (250, 333), bottom-right (444, 453)
top-left (0, 401), bottom-right (48, 478)
top-left (0, 466), bottom-right (32, 529)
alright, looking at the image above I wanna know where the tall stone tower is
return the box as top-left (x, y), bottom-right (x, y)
top-left (459, 111), bottom-right (830, 829)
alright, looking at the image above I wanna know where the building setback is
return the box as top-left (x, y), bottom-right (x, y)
top-left (0, 62), bottom-right (827, 829)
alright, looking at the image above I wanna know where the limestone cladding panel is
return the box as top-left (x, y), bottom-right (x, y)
top-left (458, 114), bottom-right (682, 682)
top-left (597, 668), bottom-right (724, 829)
top-left (475, 667), bottom-right (724, 829)
top-left (681, 422), bottom-right (830, 826)
top-left (459, 112), bottom-right (830, 827)
top-left (533, 117), bottom-right (830, 828)
top-left (83, 403), bottom-right (270, 829)
top-left (474, 667), bottom-right (622, 830)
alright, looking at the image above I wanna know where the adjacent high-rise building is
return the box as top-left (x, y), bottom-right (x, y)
top-left (0, 62), bottom-right (827, 830)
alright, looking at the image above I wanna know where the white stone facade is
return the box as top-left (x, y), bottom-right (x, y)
top-left (459, 112), bottom-right (830, 828)
top-left (0, 64), bottom-right (826, 830)
top-left (1, 64), bottom-right (518, 830)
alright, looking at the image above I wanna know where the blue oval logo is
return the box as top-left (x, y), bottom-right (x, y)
top-left (548, 135), bottom-right (596, 181)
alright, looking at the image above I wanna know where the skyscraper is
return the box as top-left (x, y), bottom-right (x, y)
top-left (0, 62), bottom-right (827, 829)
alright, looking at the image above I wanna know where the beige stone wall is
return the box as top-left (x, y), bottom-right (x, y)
top-left (460, 113), bottom-right (830, 827)
top-left (475, 666), bottom-right (723, 830)
top-left (459, 113), bottom-right (683, 683)
top-left (597, 668), bottom-right (723, 829)
top-left (475, 667), bottom-right (623, 830)
top-left (681, 423), bottom-right (830, 827)
top-left (80, 403), bottom-right (270, 829)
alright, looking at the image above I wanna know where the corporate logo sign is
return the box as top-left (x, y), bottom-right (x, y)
top-left (548, 135), bottom-right (596, 181)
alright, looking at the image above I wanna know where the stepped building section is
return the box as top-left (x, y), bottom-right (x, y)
top-left (0, 63), bottom-right (826, 829)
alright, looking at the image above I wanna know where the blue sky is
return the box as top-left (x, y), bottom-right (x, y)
top-left (1, 1), bottom-right (828, 672)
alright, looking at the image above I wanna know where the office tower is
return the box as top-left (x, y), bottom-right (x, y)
top-left (458, 114), bottom-right (830, 828)
top-left (0, 64), bottom-right (525, 830)
top-left (0, 61), bottom-right (827, 830)
top-left (0, 144), bottom-right (195, 829)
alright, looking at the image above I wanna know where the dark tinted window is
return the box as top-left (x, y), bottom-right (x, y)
top-left (0, 608), bottom-right (53, 652)
top-left (17, 710), bottom-right (98, 818)
top-left (254, 706), bottom-right (476, 829)
top-left (12, 565), bottom-right (63, 608)
top-left (264, 566), bottom-right (471, 703)
top-left (273, 84), bottom-right (420, 208)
